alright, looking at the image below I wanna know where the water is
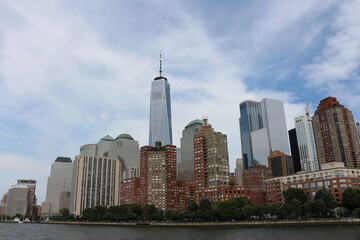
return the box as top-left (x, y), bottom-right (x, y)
top-left (0, 223), bottom-right (359, 240)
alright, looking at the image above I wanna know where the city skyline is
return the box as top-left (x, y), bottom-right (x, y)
top-left (1, 0), bottom-right (360, 203)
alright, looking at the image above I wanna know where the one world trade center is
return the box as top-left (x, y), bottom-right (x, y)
top-left (148, 54), bottom-right (173, 146)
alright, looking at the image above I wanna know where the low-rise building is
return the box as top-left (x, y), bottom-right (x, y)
top-left (265, 162), bottom-right (360, 204)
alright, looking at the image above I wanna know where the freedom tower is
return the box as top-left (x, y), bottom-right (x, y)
top-left (148, 54), bottom-right (173, 146)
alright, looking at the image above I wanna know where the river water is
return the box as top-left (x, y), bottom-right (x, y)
top-left (0, 223), bottom-right (359, 240)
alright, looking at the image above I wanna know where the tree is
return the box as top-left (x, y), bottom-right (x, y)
top-left (315, 188), bottom-right (337, 211)
top-left (242, 205), bottom-right (257, 220)
top-left (59, 208), bottom-right (69, 217)
top-left (187, 202), bottom-right (198, 213)
top-left (143, 204), bottom-right (160, 221)
top-left (198, 198), bottom-right (212, 212)
top-left (283, 188), bottom-right (308, 204)
top-left (342, 188), bottom-right (360, 211)
top-left (305, 199), bottom-right (327, 218)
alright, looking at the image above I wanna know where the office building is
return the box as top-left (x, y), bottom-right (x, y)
top-left (148, 55), bottom-right (173, 146)
top-left (41, 157), bottom-right (73, 216)
top-left (5, 184), bottom-right (30, 217)
top-left (288, 129), bottom-right (302, 173)
top-left (139, 143), bottom-right (183, 211)
top-left (235, 158), bottom-right (244, 186)
top-left (108, 133), bottom-right (140, 169)
top-left (356, 122), bottom-right (360, 145)
top-left (178, 119), bottom-right (203, 181)
top-left (294, 114), bottom-right (319, 171)
top-left (268, 150), bottom-right (294, 177)
top-left (312, 97), bottom-right (360, 168)
top-left (239, 98), bottom-right (289, 168)
top-left (71, 155), bottom-right (122, 215)
top-left (17, 179), bottom-right (36, 216)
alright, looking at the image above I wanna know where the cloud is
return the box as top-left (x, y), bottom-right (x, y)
top-left (1, 0), bottom-right (349, 202)
top-left (302, 0), bottom-right (360, 112)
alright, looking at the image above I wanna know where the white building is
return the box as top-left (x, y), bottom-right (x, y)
top-left (70, 155), bottom-right (122, 215)
top-left (235, 158), bottom-right (244, 186)
top-left (294, 115), bottom-right (319, 172)
top-left (108, 133), bottom-right (140, 169)
top-left (41, 157), bottom-right (73, 216)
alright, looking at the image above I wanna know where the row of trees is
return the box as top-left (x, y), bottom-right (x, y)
top-left (48, 187), bottom-right (360, 222)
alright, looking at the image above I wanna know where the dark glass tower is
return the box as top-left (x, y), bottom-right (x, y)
top-left (148, 54), bottom-right (173, 146)
top-left (288, 128), bottom-right (301, 173)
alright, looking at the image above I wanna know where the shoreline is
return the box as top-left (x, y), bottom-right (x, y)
top-left (2, 219), bottom-right (360, 227)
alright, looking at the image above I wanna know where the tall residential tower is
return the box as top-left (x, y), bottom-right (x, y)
top-left (149, 54), bottom-right (173, 146)
top-left (312, 97), bottom-right (360, 168)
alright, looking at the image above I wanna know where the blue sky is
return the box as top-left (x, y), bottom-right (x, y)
top-left (0, 0), bottom-right (360, 203)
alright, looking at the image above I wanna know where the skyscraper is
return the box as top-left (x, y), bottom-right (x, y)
top-left (178, 119), bottom-right (203, 181)
top-left (294, 114), bottom-right (319, 171)
top-left (239, 98), bottom-right (289, 168)
top-left (5, 184), bottom-right (30, 217)
top-left (356, 122), bottom-right (360, 145)
top-left (108, 133), bottom-right (140, 169)
top-left (71, 155), bottom-right (122, 215)
top-left (41, 157), bottom-right (73, 216)
top-left (288, 128), bottom-right (301, 173)
top-left (139, 142), bottom-right (182, 211)
top-left (17, 179), bottom-right (36, 216)
top-left (148, 54), bottom-right (172, 146)
top-left (194, 117), bottom-right (230, 190)
top-left (312, 97), bottom-right (360, 168)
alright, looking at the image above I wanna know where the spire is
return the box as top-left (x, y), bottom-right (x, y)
top-left (159, 51), bottom-right (162, 77)
top-left (305, 101), bottom-right (310, 116)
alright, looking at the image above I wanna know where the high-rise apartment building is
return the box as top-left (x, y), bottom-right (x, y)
top-left (294, 114), bottom-right (319, 171)
top-left (148, 55), bottom-right (172, 146)
top-left (139, 143), bottom-right (183, 211)
top-left (71, 155), bottom-right (122, 215)
top-left (178, 119), bottom-right (203, 181)
top-left (239, 98), bottom-right (289, 168)
top-left (194, 117), bottom-right (230, 200)
top-left (41, 157), bottom-right (73, 216)
top-left (312, 97), bottom-right (360, 168)
top-left (288, 129), bottom-right (302, 173)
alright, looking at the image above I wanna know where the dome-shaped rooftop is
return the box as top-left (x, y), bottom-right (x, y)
top-left (185, 119), bottom-right (203, 128)
top-left (100, 135), bottom-right (114, 141)
top-left (115, 133), bottom-right (134, 140)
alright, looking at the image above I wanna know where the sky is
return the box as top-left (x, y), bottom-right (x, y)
top-left (0, 0), bottom-right (360, 204)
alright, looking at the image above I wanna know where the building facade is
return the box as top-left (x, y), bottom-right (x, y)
top-left (5, 184), bottom-right (30, 217)
top-left (288, 128), bottom-right (302, 173)
top-left (139, 143), bottom-right (183, 211)
top-left (235, 158), bottom-right (244, 186)
top-left (41, 157), bottom-right (73, 216)
top-left (295, 115), bottom-right (319, 172)
top-left (17, 179), bottom-right (36, 216)
top-left (178, 119), bottom-right (203, 181)
top-left (71, 155), bottom-right (122, 215)
top-left (148, 56), bottom-right (172, 147)
top-left (239, 98), bottom-right (290, 168)
top-left (312, 97), bottom-right (360, 168)
top-left (266, 162), bottom-right (360, 204)
top-left (268, 150), bottom-right (294, 178)
top-left (242, 165), bottom-right (272, 190)
top-left (108, 133), bottom-right (140, 169)
top-left (194, 118), bottom-right (230, 202)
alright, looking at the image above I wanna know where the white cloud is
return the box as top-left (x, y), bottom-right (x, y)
top-left (0, 0), bottom-right (343, 202)
top-left (302, 0), bottom-right (360, 111)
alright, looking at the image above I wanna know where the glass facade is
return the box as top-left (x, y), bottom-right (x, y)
top-left (149, 77), bottom-right (173, 147)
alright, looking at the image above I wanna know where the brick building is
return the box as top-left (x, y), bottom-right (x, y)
top-left (120, 177), bottom-right (140, 205)
top-left (266, 162), bottom-right (360, 204)
top-left (243, 165), bottom-right (272, 190)
top-left (139, 143), bottom-right (184, 211)
top-left (312, 97), bottom-right (360, 168)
